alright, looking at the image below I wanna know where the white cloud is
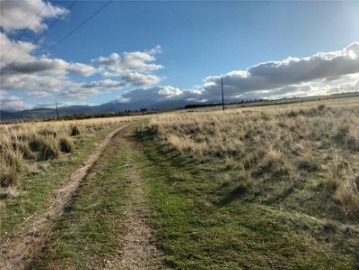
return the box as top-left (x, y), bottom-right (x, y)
top-left (0, 91), bottom-right (32, 111)
top-left (118, 86), bottom-right (183, 103)
top-left (158, 86), bottom-right (182, 97)
top-left (94, 46), bottom-right (163, 76)
top-left (0, 32), bottom-right (36, 67)
top-left (204, 42), bottom-right (359, 99)
top-left (0, 0), bottom-right (68, 33)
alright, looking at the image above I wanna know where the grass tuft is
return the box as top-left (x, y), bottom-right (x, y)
top-left (70, 126), bottom-right (81, 136)
top-left (59, 137), bottom-right (75, 153)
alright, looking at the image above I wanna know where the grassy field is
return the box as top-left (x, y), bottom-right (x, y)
top-left (1, 96), bottom-right (359, 269)
top-left (0, 117), bottom-right (140, 240)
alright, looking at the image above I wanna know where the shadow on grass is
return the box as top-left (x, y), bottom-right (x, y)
top-left (216, 184), bottom-right (247, 207)
top-left (131, 128), bottom-right (199, 171)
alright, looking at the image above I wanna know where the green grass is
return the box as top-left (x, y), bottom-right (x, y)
top-left (136, 127), bottom-right (359, 269)
top-left (31, 130), bottom-right (132, 269)
top-left (0, 124), bottom-right (126, 240)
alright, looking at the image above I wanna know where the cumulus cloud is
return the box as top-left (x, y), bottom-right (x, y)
top-left (116, 85), bottom-right (207, 106)
top-left (204, 42), bottom-right (359, 99)
top-left (0, 0), bottom-right (68, 33)
top-left (0, 32), bottom-right (36, 67)
top-left (118, 86), bottom-right (183, 103)
top-left (94, 46), bottom-right (163, 76)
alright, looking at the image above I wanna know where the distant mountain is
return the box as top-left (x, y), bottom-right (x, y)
top-left (0, 100), bottom-right (191, 122)
top-left (0, 110), bottom-right (23, 121)
top-left (2, 91), bottom-right (357, 122)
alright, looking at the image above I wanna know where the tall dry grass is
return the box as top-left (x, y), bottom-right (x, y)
top-left (150, 100), bottom-right (359, 216)
top-left (0, 116), bottom-right (140, 188)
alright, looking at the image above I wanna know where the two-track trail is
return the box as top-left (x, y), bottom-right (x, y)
top-left (0, 124), bottom-right (164, 269)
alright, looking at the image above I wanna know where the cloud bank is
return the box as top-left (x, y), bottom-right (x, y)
top-left (203, 42), bottom-right (359, 99)
top-left (110, 43), bottom-right (359, 106)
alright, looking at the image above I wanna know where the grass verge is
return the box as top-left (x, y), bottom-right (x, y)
top-left (136, 127), bottom-right (359, 270)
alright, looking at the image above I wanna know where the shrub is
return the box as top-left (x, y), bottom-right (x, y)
top-left (59, 137), bottom-right (75, 153)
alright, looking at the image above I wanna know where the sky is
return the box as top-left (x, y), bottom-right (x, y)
top-left (0, 0), bottom-right (359, 111)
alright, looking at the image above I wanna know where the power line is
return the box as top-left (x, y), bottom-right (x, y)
top-left (31, 0), bottom-right (78, 47)
top-left (7, 0), bottom-right (78, 65)
top-left (48, 0), bottom-right (113, 50)
top-left (1, 1), bottom-right (47, 60)
top-left (221, 76), bottom-right (225, 111)
top-left (16, 2), bottom-right (47, 42)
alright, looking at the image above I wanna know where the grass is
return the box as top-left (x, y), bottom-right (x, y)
top-left (1, 97), bottom-right (358, 269)
top-left (150, 98), bottom-right (359, 219)
top-left (31, 130), bottom-right (132, 269)
top-left (135, 126), bottom-right (359, 269)
top-left (0, 118), bottom-right (137, 240)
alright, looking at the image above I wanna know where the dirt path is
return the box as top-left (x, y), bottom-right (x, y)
top-left (0, 125), bottom-right (131, 270)
top-left (105, 128), bottom-right (164, 270)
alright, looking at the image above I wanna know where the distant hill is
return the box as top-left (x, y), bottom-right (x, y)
top-left (0, 110), bottom-right (23, 121)
top-left (1, 91), bottom-right (357, 122)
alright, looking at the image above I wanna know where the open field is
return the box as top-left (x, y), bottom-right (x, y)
top-left (1, 96), bottom-right (359, 269)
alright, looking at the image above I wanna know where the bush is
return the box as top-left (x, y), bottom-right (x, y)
top-left (59, 137), bottom-right (74, 153)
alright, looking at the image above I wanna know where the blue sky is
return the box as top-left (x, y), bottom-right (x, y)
top-left (1, 0), bottom-right (359, 110)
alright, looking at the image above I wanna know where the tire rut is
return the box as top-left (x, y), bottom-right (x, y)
top-left (104, 127), bottom-right (164, 270)
top-left (0, 125), bottom-right (132, 270)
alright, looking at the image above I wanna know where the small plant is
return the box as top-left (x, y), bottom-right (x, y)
top-left (38, 137), bottom-right (61, 160)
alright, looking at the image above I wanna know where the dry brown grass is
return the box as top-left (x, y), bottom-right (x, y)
top-left (150, 98), bottom-right (359, 217)
top-left (0, 116), bottom-right (142, 189)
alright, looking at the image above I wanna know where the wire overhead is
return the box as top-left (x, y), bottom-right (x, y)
top-left (5, 0), bottom-right (78, 64)
top-left (48, 0), bottom-right (113, 50)
top-left (1, 1), bottom-right (47, 60)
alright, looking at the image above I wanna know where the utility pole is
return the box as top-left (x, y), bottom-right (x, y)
top-left (55, 102), bottom-right (59, 120)
top-left (221, 76), bottom-right (225, 111)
